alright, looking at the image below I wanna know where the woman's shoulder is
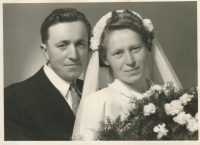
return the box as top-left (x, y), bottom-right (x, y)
top-left (84, 86), bottom-right (117, 104)
top-left (88, 86), bottom-right (115, 98)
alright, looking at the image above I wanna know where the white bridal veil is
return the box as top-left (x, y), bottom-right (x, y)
top-left (72, 10), bottom-right (183, 138)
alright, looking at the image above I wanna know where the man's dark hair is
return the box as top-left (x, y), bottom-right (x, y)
top-left (40, 8), bottom-right (91, 44)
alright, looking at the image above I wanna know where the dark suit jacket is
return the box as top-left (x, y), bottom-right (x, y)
top-left (4, 67), bottom-right (83, 141)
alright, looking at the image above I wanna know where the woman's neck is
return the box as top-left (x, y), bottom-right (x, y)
top-left (118, 77), bottom-right (149, 94)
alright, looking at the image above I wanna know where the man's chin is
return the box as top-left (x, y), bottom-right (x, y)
top-left (61, 73), bottom-right (82, 82)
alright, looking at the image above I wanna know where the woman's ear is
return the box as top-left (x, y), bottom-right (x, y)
top-left (40, 44), bottom-right (49, 62)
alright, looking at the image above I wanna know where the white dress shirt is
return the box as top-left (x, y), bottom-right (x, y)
top-left (43, 65), bottom-right (74, 109)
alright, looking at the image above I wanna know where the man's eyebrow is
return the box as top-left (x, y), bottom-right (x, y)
top-left (55, 40), bottom-right (70, 45)
top-left (76, 39), bottom-right (87, 43)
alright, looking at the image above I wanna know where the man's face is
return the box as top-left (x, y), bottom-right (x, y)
top-left (42, 21), bottom-right (89, 82)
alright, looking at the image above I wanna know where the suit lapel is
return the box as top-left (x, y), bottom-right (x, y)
top-left (35, 67), bottom-right (76, 134)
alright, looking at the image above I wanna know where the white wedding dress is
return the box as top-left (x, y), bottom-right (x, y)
top-left (74, 79), bottom-right (153, 140)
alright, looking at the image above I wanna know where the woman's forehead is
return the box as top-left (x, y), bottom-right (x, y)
top-left (105, 29), bottom-right (143, 48)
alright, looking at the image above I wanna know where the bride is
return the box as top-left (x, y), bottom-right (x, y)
top-left (72, 9), bottom-right (182, 140)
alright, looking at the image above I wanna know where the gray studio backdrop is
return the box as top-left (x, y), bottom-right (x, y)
top-left (3, 2), bottom-right (197, 88)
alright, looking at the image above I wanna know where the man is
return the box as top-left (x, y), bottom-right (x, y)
top-left (4, 8), bottom-right (91, 140)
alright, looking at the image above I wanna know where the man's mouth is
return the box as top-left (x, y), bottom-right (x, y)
top-left (64, 63), bottom-right (81, 66)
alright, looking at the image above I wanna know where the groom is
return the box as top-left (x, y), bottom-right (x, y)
top-left (4, 8), bottom-right (91, 140)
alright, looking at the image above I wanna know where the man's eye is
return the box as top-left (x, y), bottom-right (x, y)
top-left (58, 44), bottom-right (67, 49)
top-left (77, 42), bottom-right (85, 47)
top-left (114, 51), bottom-right (123, 56)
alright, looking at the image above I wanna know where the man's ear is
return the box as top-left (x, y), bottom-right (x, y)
top-left (40, 44), bottom-right (49, 62)
top-left (103, 59), bottom-right (110, 66)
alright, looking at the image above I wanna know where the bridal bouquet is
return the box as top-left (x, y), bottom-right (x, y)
top-left (94, 82), bottom-right (198, 140)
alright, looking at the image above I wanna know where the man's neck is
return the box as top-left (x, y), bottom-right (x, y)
top-left (46, 63), bottom-right (75, 84)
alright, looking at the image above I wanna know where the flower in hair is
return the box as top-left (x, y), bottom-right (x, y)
top-left (143, 19), bottom-right (154, 32)
top-left (90, 12), bottom-right (112, 51)
top-left (90, 37), bottom-right (99, 50)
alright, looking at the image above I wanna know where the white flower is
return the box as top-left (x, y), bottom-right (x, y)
top-left (153, 123), bottom-right (169, 139)
top-left (142, 93), bottom-right (149, 98)
top-left (173, 112), bottom-right (192, 125)
top-left (165, 104), bottom-right (172, 115)
top-left (143, 19), bottom-right (154, 32)
top-left (150, 85), bottom-right (163, 93)
top-left (174, 86), bottom-right (180, 93)
top-left (131, 103), bottom-right (136, 109)
top-left (179, 93), bottom-right (194, 105)
top-left (91, 12), bottom-right (112, 51)
top-left (163, 89), bottom-right (170, 96)
top-left (195, 112), bottom-right (198, 120)
top-left (164, 81), bottom-right (174, 88)
top-left (90, 37), bottom-right (100, 50)
top-left (187, 117), bottom-right (198, 132)
top-left (165, 100), bottom-right (183, 116)
top-left (143, 103), bottom-right (156, 116)
top-left (143, 90), bottom-right (153, 98)
top-left (121, 110), bottom-right (130, 121)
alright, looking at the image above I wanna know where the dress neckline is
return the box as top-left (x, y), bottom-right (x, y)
top-left (108, 79), bottom-right (154, 99)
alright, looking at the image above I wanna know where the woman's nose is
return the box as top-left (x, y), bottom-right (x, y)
top-left (68, 44), bottom-right (78, 60)
top-left (125, 52), bottom-right (135, 65)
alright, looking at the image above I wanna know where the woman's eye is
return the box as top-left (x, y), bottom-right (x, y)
top-left (132, 47), bottom-right (140, 52)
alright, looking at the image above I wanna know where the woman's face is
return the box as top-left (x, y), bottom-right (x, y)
top-left (104, 28), bottom-right (148, 84)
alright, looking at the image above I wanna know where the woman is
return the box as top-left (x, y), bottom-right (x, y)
top-left (73, 9), bottom-right (182, 140)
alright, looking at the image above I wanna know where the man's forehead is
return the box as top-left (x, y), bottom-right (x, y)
top-left (47, 21), bottom-right (88, 42)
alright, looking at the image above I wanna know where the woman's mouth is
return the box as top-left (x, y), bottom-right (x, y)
top-left (124, 66), bottom-right (140, 72)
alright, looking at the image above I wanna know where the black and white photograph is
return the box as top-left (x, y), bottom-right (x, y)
top-left (2, 0), bottom-right (198, 143)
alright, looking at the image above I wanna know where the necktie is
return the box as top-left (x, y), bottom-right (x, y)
top-left (70, 83), bottom-right (80, 116)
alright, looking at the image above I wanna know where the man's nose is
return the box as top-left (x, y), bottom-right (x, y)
top-left (68, 44), bottom-right (78, 60)
top-left (125, 52), bottom-right (135, 66)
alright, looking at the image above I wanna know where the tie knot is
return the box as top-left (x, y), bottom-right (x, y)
top-left (70, 83), bottom-right (76, 92)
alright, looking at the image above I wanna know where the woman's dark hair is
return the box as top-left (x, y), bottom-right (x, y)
top-left (40, 8), bottom-right (91, 44)
top-left (99, 10), bottom-right (154, 67)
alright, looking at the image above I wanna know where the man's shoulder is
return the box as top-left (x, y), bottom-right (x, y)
top-left (4, 67), bottom-right (45, 98)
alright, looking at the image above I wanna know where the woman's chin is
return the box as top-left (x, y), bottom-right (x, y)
top-left (119, 74), bottom-right (146, 85)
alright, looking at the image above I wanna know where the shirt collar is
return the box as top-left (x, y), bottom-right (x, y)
top-left (109, 79), bottom-right (154, 99)
top-left (43, 65), bottom-right (71, 96)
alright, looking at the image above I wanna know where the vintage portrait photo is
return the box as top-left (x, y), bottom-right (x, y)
top-left (2, 0), bottom-right (198, 144)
